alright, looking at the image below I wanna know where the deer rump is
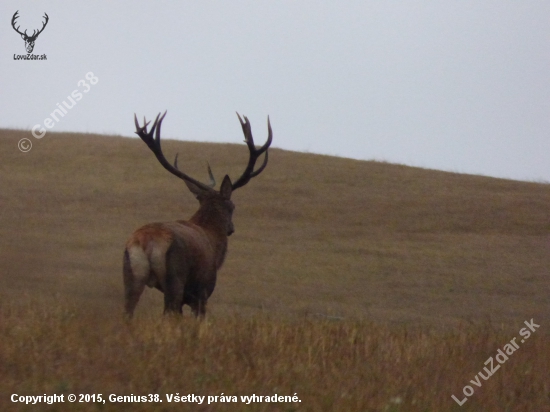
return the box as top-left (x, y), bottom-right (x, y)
top-left (124, 221), bottom-right (219, 315)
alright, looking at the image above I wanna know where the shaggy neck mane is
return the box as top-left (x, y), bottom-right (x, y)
top-left (190, 203), bottom-right (228, 268)
top-left (190, 202), bottom-right (227, 237)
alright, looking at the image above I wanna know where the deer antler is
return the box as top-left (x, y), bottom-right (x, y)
top-left (134, 112), bottom-right (215, 192)
top-left (231, 113), bottom-right (273, 190)
top-left (11, 11), bottom-right (49, 40)
top-left (30, 13), bottom-right (49, 40)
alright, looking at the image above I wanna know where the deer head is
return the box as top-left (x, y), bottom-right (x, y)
top-left (133, 111), bottom-right (272, 236)
top-left (12, 11), bottom-right (49, 54)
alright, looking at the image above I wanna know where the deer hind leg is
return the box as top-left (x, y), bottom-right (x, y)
top-left (193, 298), bottom-right (207, 319)
top-left (163, 275), bottom-right (185, 315)
top-left (188, 289), bottom-right (208, 319)
top-left (163, 241), bottom-right (188, 315)
top-left (123, 248), bottom-right (149, 317)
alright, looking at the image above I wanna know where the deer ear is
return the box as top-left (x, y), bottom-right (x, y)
top-left (184, 179), bottom-right (205, 199)
top-left (220, 175), bottom-right (233, 200)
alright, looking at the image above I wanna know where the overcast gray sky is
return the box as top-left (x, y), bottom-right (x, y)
top-left (2, 1), bottom-right (549, 182)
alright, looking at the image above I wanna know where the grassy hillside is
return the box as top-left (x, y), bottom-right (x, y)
top-left (0, 128), bottom-right (548, 411)
top-left (1, 128), bottom-right (548, 325)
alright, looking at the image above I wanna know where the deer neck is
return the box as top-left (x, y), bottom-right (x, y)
top-left (189, 207), bottom-right (229, 268)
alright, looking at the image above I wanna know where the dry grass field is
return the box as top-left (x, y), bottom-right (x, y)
top-left (0, 128), bottom-right (549, 411)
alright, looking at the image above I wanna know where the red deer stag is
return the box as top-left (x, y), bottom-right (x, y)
top-left (124, 111), bottom-right (272, 317)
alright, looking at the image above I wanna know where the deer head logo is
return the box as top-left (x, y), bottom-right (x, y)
top-left (11, 11), bottom-right (49, 54)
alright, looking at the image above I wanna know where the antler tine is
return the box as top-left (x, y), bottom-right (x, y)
top-left (173, 157), bottom-right (215, 188)
top-left (206, 162), bottom-right (216, 188)
top-left (247, 117), bottom-right (272, 178)
top-left (133, 114), bottom-right (149, 135)
top-left (153, 111), bottom-right (167, 147)
top-left (134, 112), bottom-right (214, 192)
top-left (133, 112), bottom-right (158, 152)
top-left (142, 116), bottom-right (149, 133)
top-left (231, 113), bottom-right (273, 190)
top-left (262, 116), bottom-right (273, 152)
